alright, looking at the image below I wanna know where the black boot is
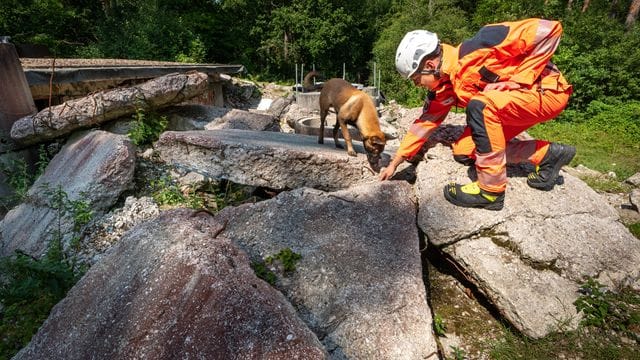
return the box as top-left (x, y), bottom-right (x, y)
top-left (443, 182), bottom-right (505, 211)
top-left (527, 143), bottom-right (576, 191)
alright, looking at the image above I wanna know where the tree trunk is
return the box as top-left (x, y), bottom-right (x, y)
top-left (566, 0), bottom-right (574, 11)
top-left (610, 0), bottom-right (620, 18)
top-left (626, 0), bottom-right (640, 29)
top-left (283, 31), bottom-right (288, 61)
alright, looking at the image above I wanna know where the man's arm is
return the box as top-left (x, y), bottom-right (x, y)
top-left (380, 85), bottom-right (455, 180)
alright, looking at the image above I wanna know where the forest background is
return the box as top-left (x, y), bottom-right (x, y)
top-left (1, 0), bottom-right (639, 178)
top-left (1, 2), bottom-right (640, 359)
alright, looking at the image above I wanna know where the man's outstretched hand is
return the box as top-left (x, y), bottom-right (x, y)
top-left (379, 165), bottom-right (397, 181)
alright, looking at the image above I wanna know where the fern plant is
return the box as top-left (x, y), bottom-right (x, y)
top-left (0, 184), bottom-right (89, 359)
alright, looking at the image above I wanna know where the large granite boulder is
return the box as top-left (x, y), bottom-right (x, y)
top-left (15, 208), bottom-right (327, 360)
top-left (0, 130), bottom-right (135, 257)
top-left (415, 144), bottom-right (640, 338)
top-left (215, 181), bottom-right (438, 359)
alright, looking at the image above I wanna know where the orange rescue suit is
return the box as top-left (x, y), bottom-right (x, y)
top-left (397, 18), bottom-right (572, 193)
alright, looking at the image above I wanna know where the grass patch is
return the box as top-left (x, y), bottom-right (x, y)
top-left (488, 326), bottom-right (639, 360)
top-left (488, 279), bottom-right (640, 360)
top-left (629, 223), bottom-right (640, 239)
top-left (528, 101), bottom-right (640, 180)
top-left (148, 175), bottom-right (257, 212)
top-left (265, 248), bottom-right (302, 274)
top-left (581, 176), bottom-right (634, 193)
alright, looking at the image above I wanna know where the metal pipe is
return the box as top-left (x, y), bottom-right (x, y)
top-left (373, 62), bottom-right (376, 88)
top-left (376, 69), bottom-right (382, 98)
top-left (295, 63), bottom-right (298, 97)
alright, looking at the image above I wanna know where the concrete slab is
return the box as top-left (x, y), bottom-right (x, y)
top-left (155, 129), bottom-right (395, 191)
top-left (20, 58), bottom-right (244, 101)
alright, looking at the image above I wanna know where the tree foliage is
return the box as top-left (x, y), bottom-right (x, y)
top-left (0, 0), bottom-right (639, 107)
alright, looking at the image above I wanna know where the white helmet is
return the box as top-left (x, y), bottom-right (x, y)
top-left (395, 30), bottom-right (440, 79)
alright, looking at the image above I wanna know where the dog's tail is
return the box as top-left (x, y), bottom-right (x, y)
top-left (303, 70), bottom-right (323, 92)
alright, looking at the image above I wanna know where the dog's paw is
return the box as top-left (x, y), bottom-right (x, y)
top-left (347, 150), bottom-right (357, 156)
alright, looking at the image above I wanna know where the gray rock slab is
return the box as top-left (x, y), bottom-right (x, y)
top-left (415, 145), bottom-right (640, 338)
top-left (625, 172), bottom-right (640, 187)
top-left (630, 189), bottom-right (640, 212)
top-left (448, 237), bottom-right (579, 338)
top-left (11, 72), bottom-right (208, 145)
top-left (215, 181), bottom-right (438, 359)
top-left (155, 129), bottom-right (388, 191)
top-left (267, 95), bottom-right (295, 117)
top-left (15, 209), bottom-right (326, 360)
top-left (0, 130), bottom-right (135, 257)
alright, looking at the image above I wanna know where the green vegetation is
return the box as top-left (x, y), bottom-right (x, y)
top-left (528, 101), bottom-right (640, 180)
top-left (251, 261), bottom-right (277, 285)
top-left (575, 278), bottom-right (640, 333)
top-left (488, 279), bottom-right (640, 359)
top-left (127, 107), bottom-right (168, 146)
top-left (0, 185), bottom-right (89, 359)
top-left (150, 177), bottom-right (196, 208)
top-left (204, 180), bottom-right (256, 211)
top-left (252, 248), bottom-right (302, 285)
top-left (449, 346), bottom-right (467, 360)
top-left (488, 325), bottom-right (640, 360)
top-left (580, 176), bottom-right (634, 194)
top-left (149, 177), bottom-right (255, 212)
top-left (434, 313), bottom-right (447, 336)
top-left (265, 248), bottom-right (302, 274)
top-left (0, 146), bottom-right (52, 211)
top-left (630, 223), bottom-right (640, 239)
top-left (0, 245), bottom-right (83, 359)
top-left (429, 255), bottom-right (640, 360)
top-left (40, 183), bottom-right (94, 251)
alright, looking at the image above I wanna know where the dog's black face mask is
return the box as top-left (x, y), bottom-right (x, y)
top-left (364, 136), bottom-right (386, 169)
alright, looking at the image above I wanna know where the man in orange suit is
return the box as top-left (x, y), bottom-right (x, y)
top-left (380, 18), bottom-right (576, 211)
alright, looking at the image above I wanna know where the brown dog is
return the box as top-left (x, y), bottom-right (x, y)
top-left (318, 78), bottom-right (386, 164)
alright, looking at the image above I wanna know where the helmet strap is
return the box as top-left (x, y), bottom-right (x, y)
top-left (418, 45), bottom-right (443, 79)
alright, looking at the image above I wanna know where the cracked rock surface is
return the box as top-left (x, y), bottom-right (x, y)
top-left (415, 144), bottom-right (640, 338)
